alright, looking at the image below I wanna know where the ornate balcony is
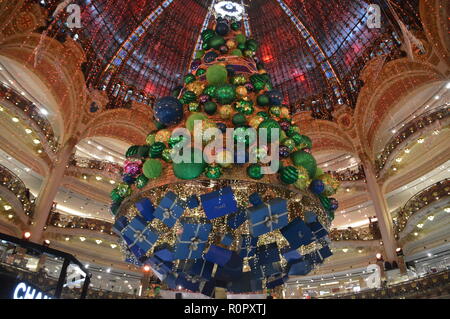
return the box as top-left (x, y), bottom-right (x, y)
top-left (328, 165), bottom-right (366, 182)
top-left (47, 211), bottom-right (115, 237)
top-left (67, 156), bottom-right (123, 181)
top-left (0, 164), bottom-right (35, 217)
top-left (329, 223), bottom-right (381, 242)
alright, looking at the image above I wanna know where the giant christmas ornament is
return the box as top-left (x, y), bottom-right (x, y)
top-left (206, 64), bottom-right (228, 85)
top-left (319, 174), bottom-right (340, 196)
top-left (280, 166), bottom-right (299, 184)
top-left (215, 84), bottom-right (236, 104)
top-left (153, 97), bottom-right (183, 126)
top-left (258, 119), bottom-right (281, 142)
top-left (143, 159), bottom-right (162, 179)
top-left (247, 164), bottom-right (263, 180)
top-left (291, 150), bottom-right (317, 178)
top-left (173, 148), bottom-right (206, 180)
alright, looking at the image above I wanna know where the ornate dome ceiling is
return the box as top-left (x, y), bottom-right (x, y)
top-left (53, 0), bottom-right (421, 119)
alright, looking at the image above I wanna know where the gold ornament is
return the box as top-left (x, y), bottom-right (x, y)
top-left (218, 105), bottom-right (233, 119)
top-left (258, 69), bottom-right (267, 74)
top-left (155, 129), bottom-right (171, 143)
top-left (236, 86), bottom-right (248, 98)
top-left (249, 115), bottom-right (265, 129)
top-left (280, 106), bottom-right (290, 118)
top-left (226, 39), bottom-right (237, 49)
top-left (186, 81), bottom-right (206, 96)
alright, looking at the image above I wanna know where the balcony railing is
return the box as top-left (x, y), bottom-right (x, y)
top-left (0, 164), bottom-right (35, 217)
top-left (68, 156), bottom-right (123, 176)
top-left (329, 223), bottom-right (381, 241)
top-left (0, 82), bottom-right (59, 153)
top-left (327, 165), bottom-right (366, 182)
top-left (47, 211), bottom-right (115, 236)
top-left (375, 106), bottom-right (449, 173)
top-left (394, 178), bottom-right (450, 235)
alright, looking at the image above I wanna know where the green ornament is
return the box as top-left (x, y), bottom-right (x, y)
top-left (208, 35), bottom-right (225, 50)
top-left (116, 183), bottom-right (132, 198)
top-left (237, 43), bottom-right (246, 51)
top-left (206, 64), bottom-right (228, 85)
top-left (245, 39), bottom-right (258, 51)
top-left (182, 91), bottom-right (197, 104)
top-left (280, 166), bottom-right (299, 184)
top-left (137, 145), bottom-right (150, 158)
top-left (143, 159), bottom-right (163, 179)
top-left (125, 145), bottom-right (139, 158)
top-left (258, 119), bottom-right (281, 143)
top-left (327, 210), bottom-right (335, 222)
top-left (235, 100), bottom-right (254, 115)
top-left (203, 85), bottom-right (217, 97)
top-left (205, 164), bottom-right (222, 179)
top-left (257, 111), bottom-right (270, 120)
top-left (194, 50), bottom-right (205, 59)
top-left (232, 113), bottom-right (247, 127)
top-left (110, 188), bottom-right (122, 202)
top-left (184, 74), bottom-right (196, 84)
top-left (145, 134), bottom-right (156, 146)
top-left (186, 112), bottom-right (208, 132)
top-left (243, 50), bottom-right (253, 58)
top-left (202, 41), bottom-right (210, 50)
top-left (315, 167), bottom-right (324, 179)
top-left (257, 94), bottom-right (270, 107)
top-left (169, 135), bottom-right (186, 149)
top-left (149, 142), bottom-right (166, 158)
top-left (188, 102), bottom-right (201, 112)
top-left (318, 194), bottom-right (332, 211)
top-left (247, 164), bottom-right (263, 180)
top-left (231, 49), bottom-right (243, 56)
top-left (201, 29), bottom-right (215, 42)
top-left (234, 127), bottom-right (256, 146)
top-left (196, 68), bottom-right (206, 76)
top-left (215, 84), bottom-right (236, 104)
top-left (173, 148), bottom-right (206, 180)
top-left (293, 134), bottom-right (313, 149)
top-left (269, 106), bottom-right (281, 117)
top-left (235, 34), bottom-right (246, 45)
top-left (291, 150), bottom-right (317, 178)
top-left (231, 74), bottom-right (246, 85)
top-left (250, 74), bottom-right (268, 91)
top-left (231, 22), bottom-right (240, 31)
top-left (136, 174), bottom-right (149, 189)
top-left (204, 101), bottom-right (217, 115)
top-left (161, 149), bottom-right (173, 163)
top-left (286, 125), bottom-right (301, 137)
top-left (282, 138), bottom-right (296, 151)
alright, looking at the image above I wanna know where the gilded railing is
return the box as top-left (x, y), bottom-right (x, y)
top-left (47, 211), bottom-right (115, 236)
top-left (329, 224), bottom-right (381, 241)
top-left (0, 164), bottom-right (35, 217)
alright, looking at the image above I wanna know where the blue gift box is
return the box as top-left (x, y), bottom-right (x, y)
top-left (154, 192), bottom-right (185, 228)
top-left (281, 246), bottom-right (303, 264)
top-left (255, 242), bottom-right (281, 265)
top-left (227, 207), bottom-right (247, 230)
top-left (308, 221), bottom-right (328, 239)
top-left (174, 220), bottom-right (212, 260)
top-left (249, 259), bottom-right (282, 279)
top-left (318, 245), bottom-right (332, 259)
top-left (238, 235), bottom-right (258, 258)
top-left (204, 245), bottom-right (232, 266)
top-left (249, 192), bottom-right (263, 206)
top-left (165, 273), bottom-right (179, 290)
top-left (186, 195), bottom-right (200, 209)
top-left (135, 198), bottom-right (155, 222)
top-left (113, 216), bottom-right (129, 235)
top-left (176, 274), bottom-right (200, 292)
top-left (288, 259), bottom-right (312, 276)
top-left (305, 246), bottom-right (332, 265)
top-left (121, 216), bottom-right (159, 259)
top-left (200, 186), bottom-right (238, 220)
top-left (154, 244), bottom-right (175, 262)
top-left (146, 256), bottom-right (173, 280)
top-left (186, 259), bottom-right (215, 281)
top-left (227, 272), bottom-right (262, 293)
top-left (220, 233), bottom-right (234, 246)
top-left (214, 252), bottom-right (243, 281)
top-left (199, 280), bottom-right (216, 297)
top-left (280, 218), bottom-right (314, 249)
top-left (266, 274), bottom-right (288, 289)
top-left (304, 211), bottom-right (318, 224)
top-left (248, 198), bottom-right (289, 237)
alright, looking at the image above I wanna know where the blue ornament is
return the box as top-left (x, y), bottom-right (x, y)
top-left (190, 59), bottom-right (201, 71)
top-left (310, 179), bottom-right (325, 195)
top-left (279, 145), bottom-right (290, 158)
top-left (216, 122), bottom-right (227, 133)
top-left (330, 198), bottom-right (339, 211)
top-left (122, 174), bottom-right (136, 185)
top-left (215, 22), bottom-right (229, 36)
top-left (89, 102), bottom-right (99, 113)
top-left (267, 90), bottom-right (283, 106)
top-left (204, 51), bottom-right (218, 63)
top-left (154, 96), bottom-right (183, 126)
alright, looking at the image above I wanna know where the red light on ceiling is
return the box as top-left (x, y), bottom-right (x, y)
top-left (292, 70), bottom-right (306, 82)
top-left (262, 55), bottom-right (273, 63)
top-left (144, 82), bottom-right (156, 94)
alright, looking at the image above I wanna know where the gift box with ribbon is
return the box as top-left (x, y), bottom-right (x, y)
top-left (122, 216), bottom-right (159, 259)
top-left (266, 274), bottom-right (289, 289)
top-left (288, 258), bottom-right (313, 276)
top-left (204, 245), bottom-right (233, 266)
top-left (280, 218), bottom-right (314, 249)
top-left (249, 259), bottom-right (282, 279)
top-left (255, 242), bottom-right (281, 265)
top-left (135, 198), bottom-right (155, 222)
top-left (220, 233), bottom-right (234, 247)
top-left (238, 235), bottom-right (258, 258)
top-left (308, 220), bottom-right (329, 239)
top-left (186, 259), bottom-right (215, 281)
top-left (154, 191), bottom-right (185, 228)
top-left (248, 198), bottom-right (288, 237)
top-left (146, 255), bottom-right (173, 279)
top-left (281, 246), bottom-right (303, 264)
top-left (227, 207), bottom-right (247, 230)
top-left (214, 252), bottom-right (243, 282)
top-left (153, 244), bottom-right (175, 262)
top-left (174, 220), bottom-right (212, 260)
top-left (249, 192), bottom-right (263, 206)
top-left (200, 186), bottom-right (238, 220)
top-left (113, 216), bottom-right (129, 235)
top-left (304, 211), bottom-right (318, 224)
top-left (186, 195), bottom-right (200, 209)
top-left (305, 245), bottom-right (332, 265)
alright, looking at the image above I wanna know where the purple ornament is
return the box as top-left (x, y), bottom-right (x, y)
top-left (310, 179), bottom-right (325, 195)
top-left (123, 160), bottom-right (142, 177)
top-left (330, 198), bottom-right (339, 211)
top-left (279, 120), bottom-right (291, 132)
top-left (190, 59), bottom-right (201, 71)
top-left (244, 82), bottom-right (254, 92)
top-left (279, 146), bottom-right (290, 158)
top-left (219, 45), bottom-right (229, 54)
top-left (199, 94), bottom-right (210, 104)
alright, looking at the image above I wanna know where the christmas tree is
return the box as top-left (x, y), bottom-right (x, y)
top-left (111, 1), bottom-right (340, 296)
